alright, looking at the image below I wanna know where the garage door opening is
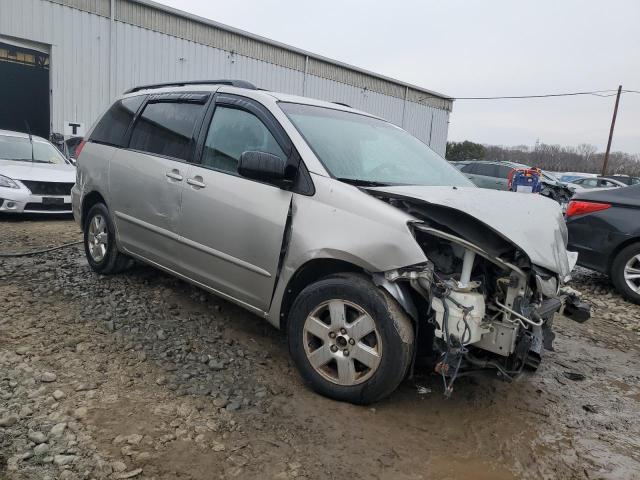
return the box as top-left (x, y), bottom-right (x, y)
top-left (0, 41), bottom-right (50, 139)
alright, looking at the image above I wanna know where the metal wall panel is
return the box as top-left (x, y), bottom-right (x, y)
top-left (114, 0), bottom-right (306, 72)
top-left (308, 58), bottom-right (406, 99)
top-left (304, 75), bottom-right (405, 126)
top-left (407, 87), bottom-right (451, 111)
top-left (1, 0), bottom-right (450, 155)
top-left (402, 99), bottom-right (450, 155)
top-left (48, 0), bottom-right (110, 17)
top-left (111, 22), bottom-right (306, 97)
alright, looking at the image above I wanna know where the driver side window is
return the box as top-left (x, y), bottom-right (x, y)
top-left (202, 106), bottom-right (285, 174)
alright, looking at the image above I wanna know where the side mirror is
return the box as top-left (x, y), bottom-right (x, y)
top-left (238, 151), bottom-right (290, 182)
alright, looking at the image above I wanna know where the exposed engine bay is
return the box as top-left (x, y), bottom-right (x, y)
top-left (370, 190), bottom-right (590, 396)
top-left (540, 181), bottom-right (574, 207)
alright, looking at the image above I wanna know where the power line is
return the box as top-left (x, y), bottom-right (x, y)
top-left (440, 89), bottom-right (640, 101)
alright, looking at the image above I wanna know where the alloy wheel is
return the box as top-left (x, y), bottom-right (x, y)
top-left (303, 299), bottom-right (382, 386)
top-left (87, 214), bottom-right (108, 262)
top-left (624, 254), bottom-right (640, 293)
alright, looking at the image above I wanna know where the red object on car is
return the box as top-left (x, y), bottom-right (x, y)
top-left (74, 139), bottom-right (86, 159)
top-left (565, 200), bottom-right (611, 218)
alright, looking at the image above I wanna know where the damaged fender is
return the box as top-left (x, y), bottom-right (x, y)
top-left (267, 174), bottom-right (427, 326)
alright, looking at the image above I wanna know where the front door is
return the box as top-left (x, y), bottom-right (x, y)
top-left (178, 95), bottom-right (293, 312)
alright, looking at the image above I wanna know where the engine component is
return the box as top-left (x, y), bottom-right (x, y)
top-left (460, 249), bottom-right (476, 287)
top-left (431, 290), bottom-right (486, 345)
top-left (473, 320), bottom-right (518, 356)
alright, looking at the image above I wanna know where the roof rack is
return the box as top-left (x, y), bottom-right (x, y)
top-left (124, 79), bottom-right (258, 94)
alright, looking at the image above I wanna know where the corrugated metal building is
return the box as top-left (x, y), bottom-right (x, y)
top-left (0, 0), bottom-right (453, 154)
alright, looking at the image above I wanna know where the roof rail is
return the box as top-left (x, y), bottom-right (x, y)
top-left (332, 102), bottom-right (352, 108)
top-left (124, 79), bottom-right (258, 94)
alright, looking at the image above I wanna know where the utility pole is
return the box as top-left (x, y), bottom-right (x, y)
top-left (601, 85), bottom-right (622, 176)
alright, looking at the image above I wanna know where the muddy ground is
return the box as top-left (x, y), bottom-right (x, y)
top-left (1, 217), bottom-right (639, 480)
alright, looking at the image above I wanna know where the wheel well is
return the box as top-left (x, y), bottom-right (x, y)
top-left (608, 237), bottom-right (640, 273)
top-left (279, 259), bottom-right (364, 329)
top-left (81, 191), bottom-right (106, 230)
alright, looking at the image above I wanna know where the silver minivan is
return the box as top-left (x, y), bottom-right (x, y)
top-left (72, 80), bottom-right (588, 403)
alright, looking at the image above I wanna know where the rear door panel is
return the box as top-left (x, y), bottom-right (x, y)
top-left (110, 149), bottom-right (184, 270)
top-left (109, 93), bottom-right (209, 271)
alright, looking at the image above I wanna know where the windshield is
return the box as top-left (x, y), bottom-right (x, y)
top-left (0, 136), bottom-right (68, 164)
top-left (280, 103), bottom-right (474, 187)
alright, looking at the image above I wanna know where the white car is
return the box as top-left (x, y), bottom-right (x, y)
top-left (570, 176), bottom-right (627, 192)
top-left (0, 130), bottom-right (76, 214)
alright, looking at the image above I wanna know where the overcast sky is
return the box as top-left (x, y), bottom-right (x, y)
top-left (156, 0), bottom-right (640, 154)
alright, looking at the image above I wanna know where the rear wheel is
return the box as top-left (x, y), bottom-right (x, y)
top-left (611, 243), bottom-right (640, 304)
top-left (84, 203), bottom-right (131, 274)
top-left (287, 273), bottom-right (414, 404)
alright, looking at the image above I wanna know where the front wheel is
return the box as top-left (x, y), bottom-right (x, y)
top-left (287, 273), bottom-right (414, 404)
top-left (84, 203), bottom-right (131, 274)
top-left (611, 243), bottom-right (640, 305)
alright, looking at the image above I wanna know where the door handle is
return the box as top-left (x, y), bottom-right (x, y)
top-left (187, 177), bottom-right (206, 189)
top-left (166, 170), bottom-right (183, 181)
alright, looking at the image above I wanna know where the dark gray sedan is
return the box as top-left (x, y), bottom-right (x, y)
top-left (566, 185), bottom-right (640, 304)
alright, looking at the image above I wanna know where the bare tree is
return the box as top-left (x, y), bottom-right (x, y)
top-left (479, 141), bottom-right (640, 176)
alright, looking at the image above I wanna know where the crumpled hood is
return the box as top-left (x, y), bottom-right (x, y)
top-left (368, 185), bottom-right (574, 278)
top-left (0, 159), bottom-right (76, 183)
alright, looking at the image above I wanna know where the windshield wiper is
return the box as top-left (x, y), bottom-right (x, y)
top-left (336, 177), bottom-right (391, 187)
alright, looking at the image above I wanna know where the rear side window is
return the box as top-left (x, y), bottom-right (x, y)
top-left (90, 96), bottom-right (145, 147)
top-left (460, 163), bottom-right (477, 174)
top-left (475, 163), bottom-right (499, 177)
top-left (129, 101), bottom-right (205, 161)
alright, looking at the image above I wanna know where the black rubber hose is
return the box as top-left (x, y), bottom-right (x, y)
top-left (0, 240), bottom-right (82, 258)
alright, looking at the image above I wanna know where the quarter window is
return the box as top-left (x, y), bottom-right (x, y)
top-left (129, 101), bottom-right (205, 161)
top-left (201, 106), bottom-right (285, 174)
top-left (90, 96), bottom-right (145, 147)
top-left (496, 165), bottom-right (513, 178)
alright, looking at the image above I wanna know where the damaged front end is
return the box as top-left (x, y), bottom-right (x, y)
top-left (371, 188), bottom-right (590, 396)
top-left (540, 181), bottom-right (574, 209)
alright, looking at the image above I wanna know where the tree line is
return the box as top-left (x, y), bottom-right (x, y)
top-left (446, 140), bottom-right (640, 176)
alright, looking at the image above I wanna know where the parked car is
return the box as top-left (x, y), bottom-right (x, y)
top-left (570, 176), bottom-right (627, 191)
top-left (0, 129), bottom-right (76, 214)
top-left (453, 160), bottom-right (574, 205)
top-left (602, 175), bottom-right (640, 186)
top-left (49, 134), bottom-right (84, 166)
top-left (566, 185), bottom-right (640, 304)
top-left (73, 80), bottom-right (588, 403)
top-left (558, 172), bottom-right (597, 183)
top-left (66, 136), bottom-right (84, 161)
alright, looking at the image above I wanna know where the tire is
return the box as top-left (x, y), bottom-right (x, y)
top-left (83, 203), bottom-right (131, 274)
top-left (287, 273), bottom-right (414, 404)
top-left (610, 243), bottom-right (640, 305)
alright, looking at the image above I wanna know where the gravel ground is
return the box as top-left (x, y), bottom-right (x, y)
top-left (1, 218), bottom-right (639, 480)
